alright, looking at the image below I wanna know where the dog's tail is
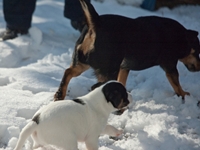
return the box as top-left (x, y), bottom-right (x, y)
top-left (14, 121), bottom-right (37, 150)
top-left (79, 0), bottom-right (100, 29)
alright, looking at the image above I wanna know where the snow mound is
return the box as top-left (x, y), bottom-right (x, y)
top-left (0, 27), bottom-right (43, 68)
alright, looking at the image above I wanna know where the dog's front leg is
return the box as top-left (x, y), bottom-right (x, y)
top-left (117, 68), bottom-right (130, 86)
top-left (85, 137), bottom-right (98, 150)
top-left (54, 62), bottom-right (90, 100)
top-left (165, 71), bottom-right (190, 99)
top-left (101, 124), bottom-right (123, 137)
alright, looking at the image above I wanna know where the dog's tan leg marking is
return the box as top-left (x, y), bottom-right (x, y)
top-left (77, 29), bottom-right (96, 55)
top-left (54, 63), bottom-right (90, 101)
top-left (31, 131), bottom-right (41, 149)
top-left (166, 72), bottom-right (190, 99)
top-left (117, 68), bottom-right (130, 86)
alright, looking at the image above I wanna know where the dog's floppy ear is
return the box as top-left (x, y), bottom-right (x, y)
top-left (186, 30), bottom-right (199, 45)
top-left (102, 82), bottom-right (127, 108)
top-left (186, 30), bottom-right (198, 38)
top-left (186, 30), bottom-right (200, 54)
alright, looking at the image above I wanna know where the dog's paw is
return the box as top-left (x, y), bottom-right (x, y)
top-left (109, 129), bottom-right (123, 141)
top-left (54, 90), bottom-right (65, 101)
top-left (102, 125), bottom-right (123, 137)
top-left (115, 129), bottom-right (123, 137)
top-left (176, 90), bottom-right (190, 100)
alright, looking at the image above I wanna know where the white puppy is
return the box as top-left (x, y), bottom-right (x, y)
top-left (14, 81), bottom-right (132, 150)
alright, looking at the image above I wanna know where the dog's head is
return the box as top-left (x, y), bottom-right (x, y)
top-left (100, 81), bottom-right (131, 110)
top-left (179, 30), bottom-right (200, 72)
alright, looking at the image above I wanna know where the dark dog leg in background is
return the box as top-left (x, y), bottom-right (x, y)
top-left (54, 63), bottom-right (89, 101)
top-left (117, 68), bottom-right (130, 86)
top-left (91, 68), bottom-right (127, 90)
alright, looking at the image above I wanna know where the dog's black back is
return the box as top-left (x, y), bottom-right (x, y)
top-left (93, 15), bottom-right (191, 70)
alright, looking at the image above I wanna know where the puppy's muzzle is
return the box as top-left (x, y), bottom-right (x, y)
top-left (118, 92), bottom-right (133, 110)
top-left (115, 93), bottom-right (133, 115)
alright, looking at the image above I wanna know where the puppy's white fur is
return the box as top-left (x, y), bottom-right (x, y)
top-left (14, 81), bottom-right (132, 150)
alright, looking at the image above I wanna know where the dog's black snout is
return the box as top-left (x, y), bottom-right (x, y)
top-left (190, 64), bottom-right (196, 71)
top-left (123, 99), bottom-right (130, 106)
top-left (186, 64), bottom-right (196, 72)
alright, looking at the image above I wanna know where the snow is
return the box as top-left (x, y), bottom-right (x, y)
top-left (0, 0), bottom-right (200, 149)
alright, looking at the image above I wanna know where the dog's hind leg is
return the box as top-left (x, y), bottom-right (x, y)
top-left (31, 131), bottom-right (42, 149)
top-left (117, 68), bottom-right (130, 86)
top-left (54, 62), bottom-right (90, 100)
top-left (14, 121), bottom-right (37, 150)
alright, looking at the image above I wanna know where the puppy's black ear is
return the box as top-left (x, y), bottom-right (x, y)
top-left (102, 82), bottom-right (127, 108)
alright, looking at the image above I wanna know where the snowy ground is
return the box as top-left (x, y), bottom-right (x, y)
top-left (0, 0), bottom-right (200, 149)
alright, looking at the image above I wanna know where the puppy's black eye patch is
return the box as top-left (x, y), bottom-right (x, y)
top-left (73, 99), bottom-right (85, 105)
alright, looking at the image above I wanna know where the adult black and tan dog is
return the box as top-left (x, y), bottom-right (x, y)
top-left (54, 0), bottom-right (200, 101)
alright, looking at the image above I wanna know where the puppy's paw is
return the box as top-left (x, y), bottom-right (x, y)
top-left (109, 129), bottom-right (123, 141)
top-left (102, 125), bottom-right (123, 137)
top-left (114, 129), bottom-right (123, 137)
